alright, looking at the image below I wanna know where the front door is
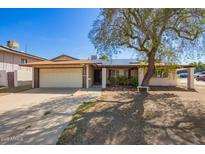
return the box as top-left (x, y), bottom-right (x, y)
top-left (7, 72), bottom-right (14, 88)
top-left (94, 69), bottom-right (102, 84)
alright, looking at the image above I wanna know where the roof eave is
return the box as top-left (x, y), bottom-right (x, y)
top-left (20, 62), bottom-right (94, 67)
top-left (0, 46), bottom-right (47, 61)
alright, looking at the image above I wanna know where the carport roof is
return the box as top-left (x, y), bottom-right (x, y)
top-left (137, 63), bottom-right (195, 68)
top-left (93, 59), bottom-right (195, 68)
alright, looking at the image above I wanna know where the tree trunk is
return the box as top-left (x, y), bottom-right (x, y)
top-left (141, 51), bottom-right (156, 86)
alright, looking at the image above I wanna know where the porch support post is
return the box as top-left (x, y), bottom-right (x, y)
top-left (102, 67), bottom-right (107, 88)
top-left (82, 65), bottom-right (86, 88)
top-left (14, 70), bottom-right (18, 87)
top-left (86, 65), bottom-right (89, 88)
top-left (138, 67), bottom-right (144, 86)
top-left (32, 67), bottom-right (34, 88)
top-left (187, 67), bottom-right (195, 89)
top-left (34, 68), bottom-right (39, 88)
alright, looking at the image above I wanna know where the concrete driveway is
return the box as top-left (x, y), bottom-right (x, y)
top-left (0, 88), bottom-right (101, 145)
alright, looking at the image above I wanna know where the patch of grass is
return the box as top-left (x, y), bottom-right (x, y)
top-left (56, 101), bottom-right (96, 145)
top-left (71, 101), bottom-right (96, 121)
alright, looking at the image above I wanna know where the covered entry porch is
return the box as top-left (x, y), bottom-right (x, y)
top-left (101, 65), bottom-right (195, 89)
top-left (101, 66), bottom-right (138, 88)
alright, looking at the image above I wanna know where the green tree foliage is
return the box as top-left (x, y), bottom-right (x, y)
top-left (191, 61), bottom-right (205, 72)
top-left (89, 9), bottom-right (205, 86)
top-left (135, 45), bottom-right (180, 64)
top-left (99, 55), bottom-right (109, 61)
top-left (108, 76), bottom-right (138, 87)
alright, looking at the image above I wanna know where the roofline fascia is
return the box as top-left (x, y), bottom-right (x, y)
top-left (0, 46), bottom-right (47, 61)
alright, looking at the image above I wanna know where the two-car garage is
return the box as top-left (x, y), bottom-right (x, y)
top-left (39, 68), bottom-right (83, 88)
top-left (21, 59), bottom-right (93, 88)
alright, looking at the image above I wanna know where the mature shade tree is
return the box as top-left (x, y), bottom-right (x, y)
top-left (135, 45), bottom-right (180, 64)
top-left (89, 9), bottom-right (205, 86)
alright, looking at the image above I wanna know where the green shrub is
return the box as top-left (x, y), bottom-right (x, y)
top-left (129, 77), bottom-right (138, 87)
top-left (108, 76), bottom-right (128, 86)
top-left (117, 76), bottom-right (123, 85)
top-left (118, 76), bottom-right (128, 85)
top-left (108, 76), bottom-right (138, 87)
top-left (108, 77), bottom-right (118, 86)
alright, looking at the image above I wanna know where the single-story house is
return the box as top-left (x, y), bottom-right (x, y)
top-left (0, 46), bottom-right (46, 87)
top-left (21, 54), bottom-right (195, 89)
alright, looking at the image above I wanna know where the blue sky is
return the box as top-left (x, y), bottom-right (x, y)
top-left (0, 8), bottom-right (134, 60)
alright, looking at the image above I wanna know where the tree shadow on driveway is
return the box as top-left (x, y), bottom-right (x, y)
top-left (0, 93), bottom-right (99, 145)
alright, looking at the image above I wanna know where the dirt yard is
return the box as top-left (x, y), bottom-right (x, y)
top-left (0, 85), bottom-right (32, 96)
top-left (57, 86), bottom-right (205, 145)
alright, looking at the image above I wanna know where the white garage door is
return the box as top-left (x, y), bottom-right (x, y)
top-left (39, 68), bottom-right (82, 88)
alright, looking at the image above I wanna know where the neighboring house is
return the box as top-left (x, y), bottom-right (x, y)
top-left (22, 54), bottom-right (195, 89)
top-left (0, 46), bottom-right (46, 87)
top-left (51, 54), bottom-right (78, 61)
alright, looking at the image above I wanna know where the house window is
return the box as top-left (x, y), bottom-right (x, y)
top-left (153, 69), bottom-right (169, 78)
top-left (111, 70), bottom-right (119, 77)
top-left (21, 58), bottom-right (28, 64)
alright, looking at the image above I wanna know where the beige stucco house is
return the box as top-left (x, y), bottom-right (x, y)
top-left (0, 46), bottom-right (46, 87)
top-left (21, 54), bottom-right (195, 89)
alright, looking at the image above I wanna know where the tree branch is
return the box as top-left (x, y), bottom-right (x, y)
top-left (166, 27), bottom-right (205, 41)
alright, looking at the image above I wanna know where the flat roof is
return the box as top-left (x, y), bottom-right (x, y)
top-left (136, 64), bottom-right (195, 68)
top-left (92, 59), bottom-right (137, 66)
top-left (101, 64), bottom-right (195, 68)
